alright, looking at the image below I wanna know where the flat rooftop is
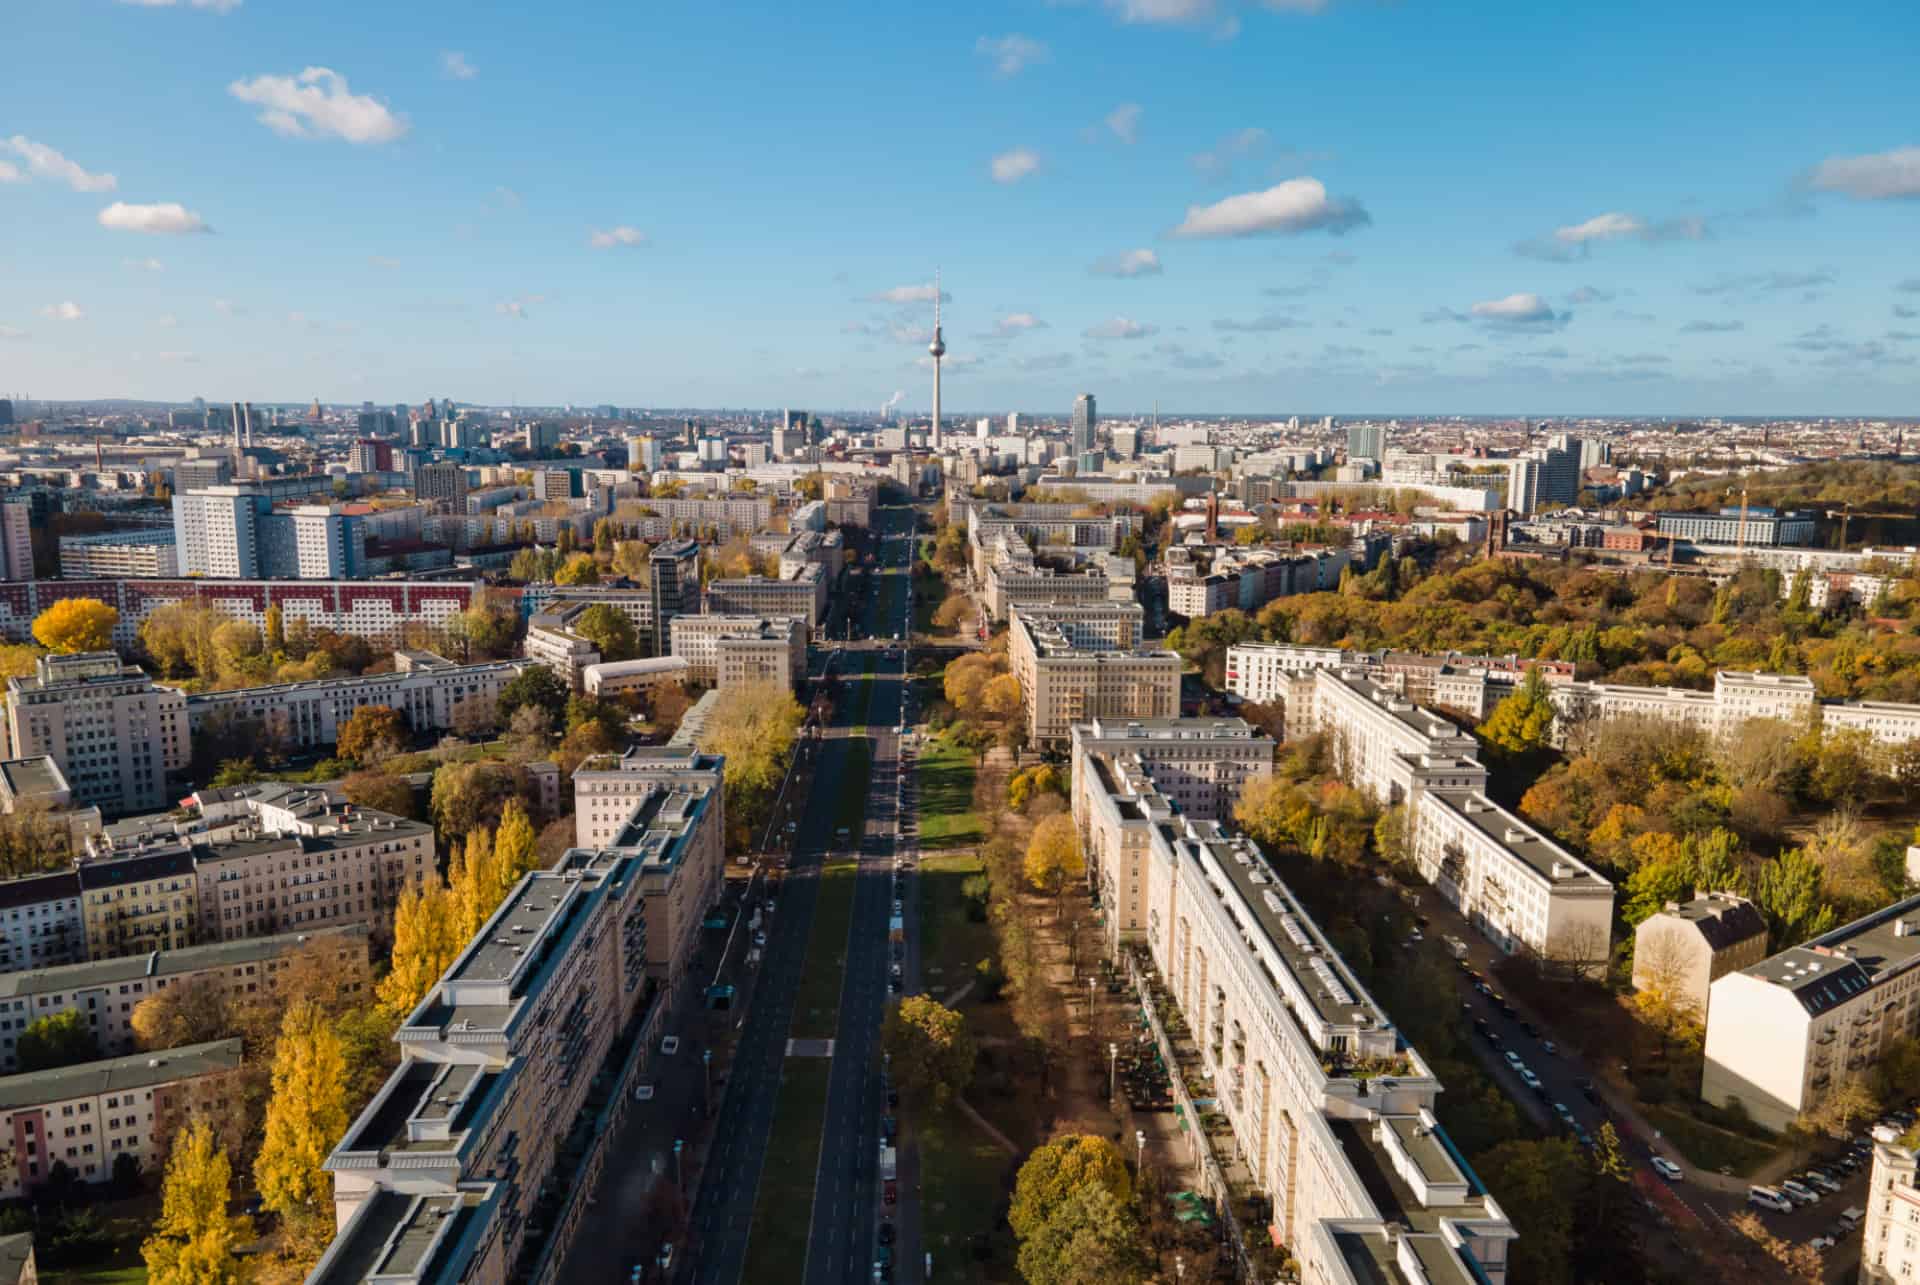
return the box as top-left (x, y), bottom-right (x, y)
top-left (1333, 673), bottom-right (1474, 746)
top-left (1424, 790), bottom-right (1611, 890)
top-left (1743, 893), bottom-right (1920, 1014)
top-left (310, 1189), bottom-right (492, 1285)
top-left (0, 1038), bottom-right (241, 1110)
top-left (0, 923), bottom-right (366, 1001)
top-left (0, 756), bottom-right (64, 800)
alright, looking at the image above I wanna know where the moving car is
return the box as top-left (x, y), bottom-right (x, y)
top-left (1650, 1156), bottom-right (1683, 1182)
top-left (660, 1036), bottom-right (681, 1055)
top-left (1518, 1068), bottom-right (1543, 1092)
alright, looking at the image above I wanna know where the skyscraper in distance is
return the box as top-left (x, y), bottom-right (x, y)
top-left (1071, 394), bottom-right (1097, 457)
top-left (928, 272), bottom-right (945, 452)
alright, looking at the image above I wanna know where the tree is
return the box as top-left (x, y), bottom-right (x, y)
top-left (1478, 668), bottom-right (1558, 758)
top-left (694, 680), bottom-right (805, 846)
top-left (1015, 1183), bottom-right (1147, 1285)
top-left (554, 552), bottom-right (601, 586)
top-left (1757, 848), bottom-right (1836, 949)
top-left (17, 1009), bottom-right (99, 1072)
top-left (264, 603), bottom-right (285, 652)
top-left (881, 996), bottom-right (975, 1107)
top-left (141, 1119), bottom-right (248, 1285)
top-left (493, 799), bottom-right (539, 883)
top-left (980, 673), bottom-right (1023, 722)
top-left (1805, 1079), bottom-right (1880, 1139)
top-left (340, 769), bottom-right (416, 819)
top-left (449, 693), bottom-right (499, 740)
top-left (1008, 1134), bottom-right (1133, 1243)
top-left (130, 975), bottom-right (232, 1050)
top-left (377, 878), bottom-right (461, 1019)
top-left (931, 594), bottom-right (970, 632)
top-left (430, 761), bottom-right (529, 840)
top-left (1025, 813), bottom-right (1084, 916)
top-left (450, 827), bottom-right (518, 942)
top-left (506, 703), bottom-right (556, 760)
top-left (1477, 1138), bottom-right (1586, 1285)
top-left (497, 665), bottom-right (569, 726)
top-left (255, 999), bottom-right (351, 1229)
top-left (32, 598), bottom-right (119, 654)
top-left (336, 704), bottom-right (407, 764)
top-left (574, 603), bottom-right (639, 662)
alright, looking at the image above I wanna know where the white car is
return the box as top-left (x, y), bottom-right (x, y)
top-left (1518, 1068), bottom-right (1542, 1091)
top-left (1748, 1186), bottom-right (1794, 1214)
top-left (660, 1036), bottom-right (681, 1055)
top-left (1780, 1179), bottom-right (1820, 1206)
top-left (1649, 1156), bottom-right (1683, 1182)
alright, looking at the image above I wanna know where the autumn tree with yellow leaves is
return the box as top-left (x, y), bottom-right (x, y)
top-left (32, 597), bottom-right (119, 654)
top-left (255, 1001), bottom-right (350, 1236)
top-left (142, 1118), bottom-right (250, 1285)
top-left (377, 877), bottom-right (462, 1020)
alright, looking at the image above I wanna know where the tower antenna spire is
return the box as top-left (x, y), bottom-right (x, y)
top-left (928, 268), bottom-right (946, 451)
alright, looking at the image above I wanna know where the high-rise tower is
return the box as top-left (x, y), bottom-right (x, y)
top-left (928, 271), bottom-right (945, 452)
top-left (1072, 393), bottom-right (1097, 457)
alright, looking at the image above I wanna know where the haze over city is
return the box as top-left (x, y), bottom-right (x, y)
top-left (6, 0), bottom-right (1920, 414)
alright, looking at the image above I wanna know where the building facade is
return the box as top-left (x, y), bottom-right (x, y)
top-left (668, 614), bottom-right (805, 689)
top-left (57, 530), bottom-right (179, 579)
top-left (5, 653), bottom-right (188, 817)
top-left (1630, 893), bottom-right (1768, 1022)
top-left (1008, 605), bottom-right (1180, 749)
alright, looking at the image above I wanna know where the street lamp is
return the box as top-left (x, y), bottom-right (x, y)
top-left (702, 1048), bottom-right (712, 1112)
top-left (673, 1137), bottom-right (684, 1189)
top-left (1175, 1255), bottom-right (1185, 1282)
top-left (1108, 1042), bottom-right (1119, 1102)
top-left (1088, 976), bottom-right (1098, 1040)
top-left (1135, 1128), bottom-right (1146, 1178)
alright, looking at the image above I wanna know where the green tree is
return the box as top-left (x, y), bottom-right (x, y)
top-left (141, 1119), bottom-right (249, 1285)
top-left (496, 664), bottom-right (570, 725)
top-left (430, 761), bottom-right (529, 840)
top-left (1757, 848), bottom-right (1836, 948)
top-left (880, 995), bottom-right (975, 1107)
top-left (1009, 1134), bottom-right (1134, 1242)
top-left (1478, 1137), bottom-right (1586, 1285)
top-left (1477, 668), bottom-right (1557, 758)
top-left (1015, 1183), bottom-right (1147, 1285)
top-left (573, 603), bottom-right (639, 661)
top-left (255, 1000), bottom-right (351, 1230)
top-left (17, 1009), bottom-right (99, 1072)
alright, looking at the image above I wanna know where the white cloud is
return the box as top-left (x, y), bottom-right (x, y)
top-left (1470, 293), bottom-right (1560, 325)
top-left (1105, 103), bottom-right (1143, 145)
top-left (1171, 177), bottom-right (1369, 238)
top-left (588, 225), bottom-right (648, 249)
top-left (440, 51), bottom-right (477, 80)
top-left (1, 137), bottom-right (117, 192)
top-left (975, 34), bottom-right (1049, 77)
top-left (212, 299), bottom-right (240, 316)
top-left (1555, 211), bottom-right (1644, 244)
top-left (124, 257), bottom-right (165, 272)
top-left (1084, 316), bottom-right (1157, 340)
top-left (496, 294), bottom-right (545, 320)
top-left (1102, 0), bottom-right (1219, 24)
top-left (993, 312), bottom-right (1048, 337)
top-left (41, 302), bottom-right (84, 322)
top-left (228, 67), bottom-right (408, 144)
top-left (1213, 313), bottom-right (1304, 332)
top-left (990, 147), bottom-right (1041, 184)
top-left (97, 201), bottom-right (210, 235)
top-left (1091, 248), bottom-right (1163, 278)
top-left (157, 313), bottom-right (180, 328)
top-left (870, 283), bottom-right (950, 305)
top-left (1809, 145), bottom-right (1920, 200)
top-left (117, 0), bottom-right (242, 12)
top-left (0, 161), bottom-right (20, 184)
top-left (0, 326), bottom-right (27, 340)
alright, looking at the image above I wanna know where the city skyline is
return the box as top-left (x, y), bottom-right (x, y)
top-left (4, 0), bottom-right (1918, 415)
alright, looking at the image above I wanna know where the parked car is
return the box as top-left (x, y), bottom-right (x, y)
top-left (1650, 1156), bottom-right (1683, 1182)
top-left (1504, 1050), bottom-right (1525, 1070)
top-left (1540, 1040), bottom-right (1559, 1056)
top-left (1780, 1179), bottom-right (1821, 1206)
top-left (1749, 1186), bottom-right (1795, 1214)
top-left (660, 1036), bottom-right (681, 1055)
top-left (1804, 1170), bottom-right (1842, 1195)
top-left (1551, 1102), bottom-right (1575, 1127)
top-left (1519, 1069), bottom-right (1543, 1092)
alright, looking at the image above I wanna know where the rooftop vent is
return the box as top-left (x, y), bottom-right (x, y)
top-left (1503, 827), bottom-right (1527, 844)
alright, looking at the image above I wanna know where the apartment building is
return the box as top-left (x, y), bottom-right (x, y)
top-left (172, 489), bottom-right (368, 580)
top-left (669, 614), bottom-right (805, 689)
top-left (524, 611), bottom-right (603, 693)
top-left (1009, 605), bottom-right (1180, 749)
top-left (1069, 718), bottom-right (1274, 825)
top-left (78, 850), bottom-right (199, 960)
top-left (57, 529), bottom-right (179, 579)
top-left (180, 654), bottom-right (532, 753)
top-left (0, 925), bottom-right (368, 1073)
top-left (1655, 506), bottom-right (1816, 547)
top-left (0, 873), bottom-right (84, 973)
top-left (6, 653), bottom-right (188, 817)
top-left (1702, 894), bottom-right (1920, 1132)
top-left (1138, 813), bottom-right (1517, 1282)
top-left (1862, 1124), bottom-right (1920, 1284)
top-left (0, 757), bottom-right (102, 854)
top-left (314, 854), bottom-right (665, 1285)
top-left (705, 564), bottom-right (827, 632)
top-left (189, 794), bottom-right (435, 942)
top-left (635, 493), bottom-right (774, 537)
top-left (1293, 670), bottom-right (1615, 971)
top-left (985, 562), bottom-right (1114, 622)
top-left (533, 586), bottom-right (657, 655)
top-left (1224, 643), bottom-right (1350, 705)
top-left (1631, 893), bottom-right (1768, 1021)
top-left (0, 1038), bottom-right (244, 1200)
top-left (571, 748), bottom-right (726, 992)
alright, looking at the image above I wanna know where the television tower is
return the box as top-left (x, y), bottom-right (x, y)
top-left (928, 270), bottom-right (945, 453)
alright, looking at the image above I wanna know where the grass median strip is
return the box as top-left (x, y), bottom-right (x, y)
top-left (919, 1105), bottom-right (1014, 1283)
top-left (791, 860), bottom-right (861, 1040)
top-left (739, 1057), bottom-right (834, 1282)
top-left (916, 736), bottom-right (982, 849)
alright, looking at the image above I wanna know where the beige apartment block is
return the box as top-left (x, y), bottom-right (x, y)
top-left (6, 653), bottom-right (187, 817)
top-left (669, 613), bottom-right (805, 689)
top-left (1631, 892), bottom-right (1768, 1021)
top-left (1009, 605), bottom-right (1179, 749)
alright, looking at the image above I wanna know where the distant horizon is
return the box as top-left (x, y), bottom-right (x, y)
top-left (4, 1), bottom-right (1916, 414)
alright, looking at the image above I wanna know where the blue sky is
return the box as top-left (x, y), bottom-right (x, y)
top-left (3, 0), bottom-right (1917, 416)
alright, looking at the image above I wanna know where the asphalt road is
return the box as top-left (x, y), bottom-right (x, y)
top-left (804, 502), bottom-right (922, 1285)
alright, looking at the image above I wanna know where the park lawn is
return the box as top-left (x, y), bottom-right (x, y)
top-left (834, 740), bottom-right (872, 839)
top-left (739, 1058), bottom-right (834, 1282)
top-left (791, 860), bottom-right (861, 1040)
top-left (917, 852), bottom-right (995, 1002)
top-left (1640, 1105), bottom-right (1777, 1177)
top-left (916, 738), bottom-right (982, 849)
top-left (918, 1105), bottom-right (1015, 1284)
